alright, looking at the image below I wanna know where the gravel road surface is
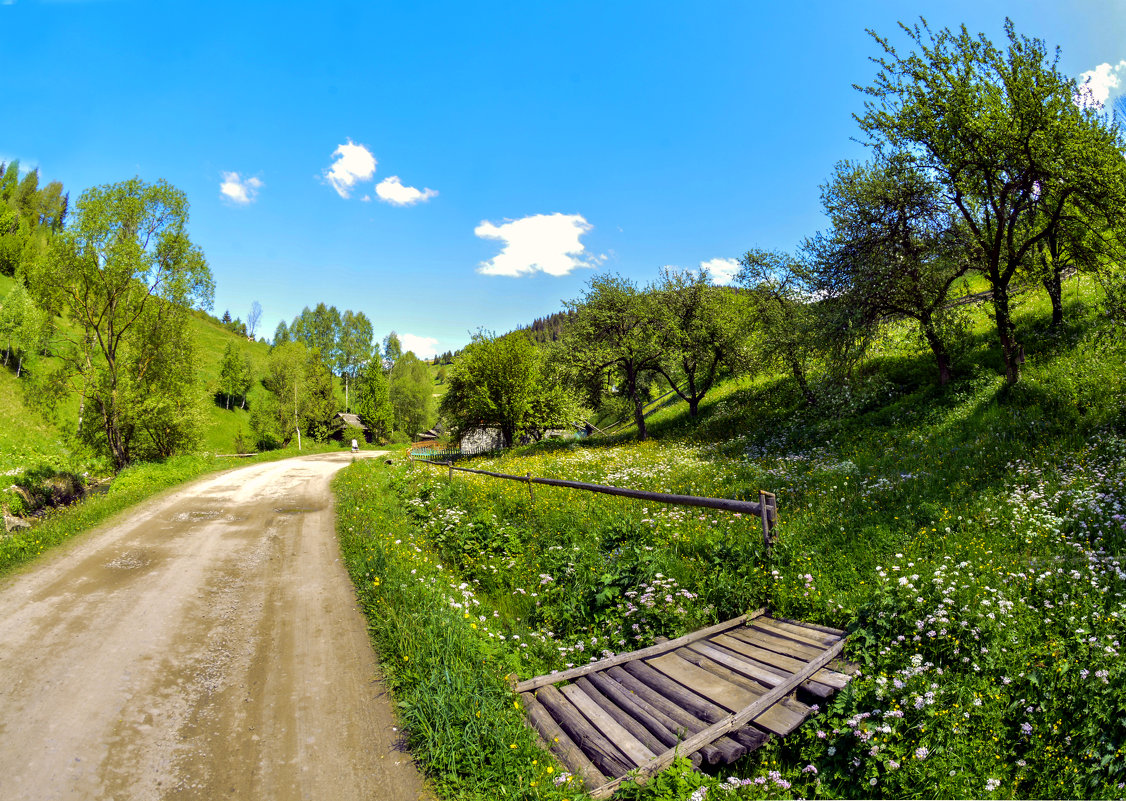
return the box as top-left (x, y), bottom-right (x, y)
top-left (0, 451), bottom-right (431, 801)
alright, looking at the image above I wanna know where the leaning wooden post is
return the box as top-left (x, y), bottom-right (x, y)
top-left (448, 460), bottom-right (454, 481)
top-left (526, 473), bottom-right (535, 503)
top-left (758, 489), bottom-right (776, 556)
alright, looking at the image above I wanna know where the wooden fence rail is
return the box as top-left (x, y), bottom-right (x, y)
top-left (410, 456), bottom-right (778, 534)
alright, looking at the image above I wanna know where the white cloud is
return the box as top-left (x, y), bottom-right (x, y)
top-left (400, 333), bottom-right (439, 359)
top-left (475, 213), bottom-right (598, 277)
top-left (700, 257), bottom-right (740, 286)
top-left (1076, 61), bottom-right (1126, 108)
top-left (219, 172), bottom-right (262, 205)
top-left (376, 176), bottom-right (438, 206)
top-left (324, 140), bottom-right (376, 198)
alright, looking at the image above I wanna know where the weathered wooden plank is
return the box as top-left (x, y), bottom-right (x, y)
top-left (739, 626), bottom-right (824, 660)
top-left (588, 637), bottom-right (847, 800)
top-left (713, 633), bottom-right (851, 689)
top-left (623, 659), bottom-right (735, 726)
top-left (646, 652), bottom-right (798, 739)
top-left (619, 659), bottom-right (768, 752)
top-left (582, 674), bottom-right (703, 769)
top-left (690, 640), bottom-right (836, 698)
top-left (520, 692), bottom-right (607, 790)
top-left (535, 685), bottom-right (632, 778)
top-left (766, 614), bottom-right (846, 639)
top-left (674, 648), bottom-right (810, 736)
top-left (756, 616), bottom-right (840, 648)
top-left (560, 683), bottom-right (658, 768)
top-left (516, 610), bottom-right (764, 693)
top-left (572, 675), bottom-right (693, 770)
top-left (646, 652), bottom-right (759, 713)
top-left (606, 666), bottom-right (745, 765)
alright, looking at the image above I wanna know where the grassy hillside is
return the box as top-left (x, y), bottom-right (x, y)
top-left (187, 309), bottom-right (274, 453)
top-left (0, 274), bottom-right (351, 474)
top-left (334, 278), bottom-right (1126, 799)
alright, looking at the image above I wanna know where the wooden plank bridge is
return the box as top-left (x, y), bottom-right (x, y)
top-left (514, 609), bottom-right (854, 798)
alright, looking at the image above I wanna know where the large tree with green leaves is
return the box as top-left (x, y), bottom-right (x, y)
top-left (355, 356), bottom-right (393, 442)
top-left (218, 342), bottom-right (253, 409)
top-left (30, 177), bottom-right (213, 468)
top-left (564, 274), bottom-right (662, 440)
top-left (857, 18), bottom-right (1126, 383)
top-left (382, 330), bottom-right (403, 370)
top-left (337, 309), bottom-right (373, 410)
top-left (440, 331), bottom-right (577, 448)
top-left (736, 250), bottom-right (823, 405)
top-left (806, 157), bottom-right (972, 386)
top-left (252, 340), bottom-right (307, 449)
top-left (290, 303), bottom-right (342, 367)
top-left (0, 283), bottom-right (46, 377)
top-left (388, 351), bottom-right (434, 437)
top-left (649, 268), bottom-right (744, 417)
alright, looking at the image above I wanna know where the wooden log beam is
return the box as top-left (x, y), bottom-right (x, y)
top-left (606, 667), bottom-right (745, 765)
top-left (515, 611), bottom-right (763, 693)
top-left (560, 683), bottom-right (658, 767)
top-left (687, 640), bottom-right (835, 699)
top-left (520, 691), bottom-right (607, 790)
top-left (414, 460), bottom-right (777, 522)
top-left (582, 673), bottom-right (703, 769)
top-left (588, 637), bottom-right (847, 799)
top-left (535, 685), bottom-right (632, 779)
top-left (573, 677), bottom-right (682, 767)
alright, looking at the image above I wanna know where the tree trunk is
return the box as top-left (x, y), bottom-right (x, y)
top-left (919, 312), bottom-right (952, 387)
top-left (1043, 272), bottom-right (1064, 328)
top-left (991, 283), bottom-right (1021, 384)
top-left (101, 399), bottom-right (129, 470)
top-left (225, 393), bottom-right (230, 410)
top-left (626, 366), bottom-right (647, 442)
top-left (240, 393), bottom-right (246, 409)
top-left (16, 355), bottom-right (22, 378)
top-left (789, 357), bottom-right (816, 406)
top-left (294, 382), bottom-right (301, 450)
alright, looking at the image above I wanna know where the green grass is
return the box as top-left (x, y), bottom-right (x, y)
top-left (334, 281), bottom-right (1126, 799)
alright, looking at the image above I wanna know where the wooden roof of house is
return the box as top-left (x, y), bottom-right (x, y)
top-left (335, 412), bottom-right (367, 430)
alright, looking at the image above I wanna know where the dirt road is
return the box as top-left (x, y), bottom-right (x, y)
top-left (0, 452), bottom-right (432, 801)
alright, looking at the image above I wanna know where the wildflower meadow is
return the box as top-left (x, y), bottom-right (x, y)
top-left (335, 295), bottom-right (1126, 799)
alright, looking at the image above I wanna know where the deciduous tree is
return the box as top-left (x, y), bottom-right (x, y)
top-left (649, 268), bottom-right (744, 416)
top-left (0, 283), bottom-right (46, 377)
top-left (247, 300), bottom-right (262, 340)
top-left (736, 250), bottom-right (821, 405)
top-left (806, 157), bottom-right (972, 385)
top-left (218, 342), bottom-right (253, 409)
top-left (388, 351), bottom-right (433, 437)
top-left (857, 18), bottom-right (1126, 383)
top-left (30, 177), bottom-right (213, 468)
top-left (337, 309), bottom-right (373, 410)
top-left (440, 331), bottom-right (543, 448)
top-left (564, 274), bottom-right (662, 440)
top-left (355, 357), bottom-right (393, 442)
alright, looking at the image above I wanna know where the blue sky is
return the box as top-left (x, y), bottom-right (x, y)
top-left (3, 0), bottom-right (1124, 358)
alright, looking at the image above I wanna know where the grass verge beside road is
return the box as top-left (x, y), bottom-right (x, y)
top-left (335, 460), bottom-right (575, 801)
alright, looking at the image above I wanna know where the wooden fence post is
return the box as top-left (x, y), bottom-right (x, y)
top-left (758, 489), bottom-right (776, 556)
top-left (526, 473), bottom-right (535, 503)
top-left (448, 461), bottom-right (454, 481)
